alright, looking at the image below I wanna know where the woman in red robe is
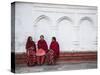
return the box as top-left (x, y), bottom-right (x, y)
top-left (26, 36), bottom-right (36, 66)
top-left (37, 35), bottom-right (48, 65)
top-left (49, 37), bottom-right (60, 64)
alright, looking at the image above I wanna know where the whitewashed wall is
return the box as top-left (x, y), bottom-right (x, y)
top-left (15, 2), bottom-right (97, 52)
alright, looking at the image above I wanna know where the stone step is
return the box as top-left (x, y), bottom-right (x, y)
top-left (14, 52), bottom-right (97, 64)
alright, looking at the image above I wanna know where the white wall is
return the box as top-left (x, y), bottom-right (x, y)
top-left (15, 2), bottom-right (97, 52)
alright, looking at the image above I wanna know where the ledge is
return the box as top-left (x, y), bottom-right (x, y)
top-left (12, 51), bottom-right (97, 65)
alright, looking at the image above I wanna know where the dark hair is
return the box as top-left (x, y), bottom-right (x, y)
top-left (52, 37), bottom-right (56, 41)
top-left (40, 35), bottom-right (44, 38)
top-left (27, 36), bottom-right (32, 42)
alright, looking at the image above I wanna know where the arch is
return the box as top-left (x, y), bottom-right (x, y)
top-left (56, 16), bottom-right (73, 25)
top-left (33, 15), bottom-right (52, 46)
top-left (34, 15), bottom-right (51, 26)
top-left (79, 16), bottom-right (94, 25)
top-left (56, 16), bottom-right (74, 51)
top-left (79, 16), bottom-right (96, 50)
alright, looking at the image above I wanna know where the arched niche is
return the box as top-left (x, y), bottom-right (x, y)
top-left (34, 15), bottom-right (51, 25)
top-left (79, 16), bottom-right (94, 25)
top-left (56, 16), bottom-right (74, 51)
top-left (33, 15), bottom-right (52, 46)
top-left (56, 16), bottom-right (73, 24)
top-left (79, 16), bottom-right (97, 50)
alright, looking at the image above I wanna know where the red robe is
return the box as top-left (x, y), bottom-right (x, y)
top-left (37, 40), bottom-right (48, 52)
top-left (37, 40), bottom-right (48, 65)
top-left (26, 41), bottom-right (36, 52)
top-left (50, 41), bottom-right (60, 58)
top-left (26, 41), bottom-right (36, 66)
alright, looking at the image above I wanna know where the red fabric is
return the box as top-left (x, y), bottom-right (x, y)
top-left (50, 41), bottom-right (60, 58)
top-left (26, 41), bottom-right (36, 52)
top-left (37, 40), bottom-right (48, 53)
top-left (37, 56), bottom-right (45, 65)
top-left (26, 40), bottom-right (36, 66)
top-left (26, 50), bottom-right (36, 66)
top-left (46, 49), bottom-right (55, 64)
top-left (37, 40), bottom-right (48, 65)
top-left (36, 49), bottom-right (46, 56)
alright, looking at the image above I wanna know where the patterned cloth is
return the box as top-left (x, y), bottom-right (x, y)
top-left (46, 49), bottom-right (55, 65)
top-left (27, 49), bottom-right (36, 66)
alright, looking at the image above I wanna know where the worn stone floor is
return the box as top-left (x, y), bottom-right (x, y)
top-left (15, 61), bottom-right (97, 73)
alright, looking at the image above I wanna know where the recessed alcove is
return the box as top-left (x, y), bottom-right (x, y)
top-left (33, 15), bottom-right (52, 46)
top-left (79, 16), bottom-right (97, 50)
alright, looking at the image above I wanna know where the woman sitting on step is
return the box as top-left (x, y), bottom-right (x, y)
top-left (26, 36), bottom-right (36, 66)
top-left (47, 37), bottom-right (60, 65)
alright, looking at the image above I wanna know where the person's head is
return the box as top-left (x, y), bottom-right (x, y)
top-left (40, 35), bottom-right (44, 40)
top-left (52, 37), bottom-right (56, 42)
top-left (27, 36), bottom-right (32, 42)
